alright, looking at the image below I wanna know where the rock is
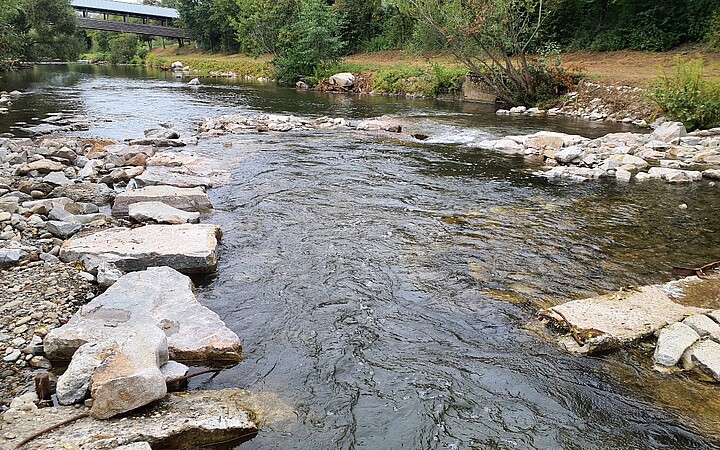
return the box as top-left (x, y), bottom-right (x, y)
top-left (539, 285), bottom-right (708, 353)
top-left (161, 360), bottom-right (189, 391)
top-left (118, 443), bottom-right (153, 450)
top-left (51, 183), bottom-right (116, 205)
top-left (0, 196), bottom-right (19, 213)
top-left (703, 169), bottom-right (720, 180)
top-left (56, 341), bottom-right (117, 405)
top-left (188, 78), bottom-right (200, 85)
top-left (329, 72), bottom-right (355, 88)
top-left (653, 322), bottom-right (700, 367)
top-left (683, 314), bottom-right (720, 337)
top-left (554, 146), bottom-right (583, 163)
top-left (134, 166), bottom-right (215, 189)
top-left (105, 144), bottom-right (156, 160)
top-left (615, 168), bottom-right (632, 182)
top-left (0, 248), bottom-right (22, 268)
top-left (620, 154), bottom-right (648, 170)
top-left (7, 389), bottom-right (257, 449)
top-left (525, 131), bottom-right (587, 149)
top-left (171, 61), bottom-right (183, 69)
top-left (97, 261), bottom-right (124, 289)
top-left (112, 185), bottom-right (213, 217)
top-left (129, 201), bottom-right (201, 224)
top-left (59, 223), bottom-right (222, 274)
top-left (3, 348), bottom-right (21, 362)
top-left (16, 159), bottom-right (66, 175)
top-left (647, 167), bottom-right (702, 183)
top-left (691, 340), bottom-right (720, 381)
top-left (41, 173), bottom-right (72, 189)
top-left (296, 80), bottom-right (310, 90)
top-left (145, 129), bottom-right (180, 140)
top-left (90, 327), bottom-right (169, 419)
top-left (356, 119), bottom-right (402, 133)
top-left (46, 220), bottom-right (83, 239)
top-left (44, 266), bottom-right (242, 362)
top-left (648, 121), bottom-right (687, 144)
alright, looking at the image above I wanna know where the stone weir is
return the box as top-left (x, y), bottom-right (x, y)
top-left (0, 130), bottom-right (254, 449)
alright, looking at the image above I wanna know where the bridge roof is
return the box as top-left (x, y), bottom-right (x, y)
top-left (70, 0), bottom-right (179, 19)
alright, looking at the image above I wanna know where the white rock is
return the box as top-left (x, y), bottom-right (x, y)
top-left (691, 340), bottom-right (720, 381)
top-left (648, 121), bottom-right (687, 144)
top-left (615, 168), bottom-right (632, 182)
top-left (654, 322), bottom-right (700, 367)
top-left (56, 341), bottom-right (117, 405)
top-left (129, 201), bottom-right (201, 224)
top-left (328, 72), bottom-right (355, 88)
top-left (683, 314), bottom-right (720, 336)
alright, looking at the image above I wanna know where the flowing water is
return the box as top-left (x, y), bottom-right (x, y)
top-left (3, 65), bottom-right (720, 449)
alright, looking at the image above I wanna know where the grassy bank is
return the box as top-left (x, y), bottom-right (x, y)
top-left (147, 46), bottom-right (468, 97)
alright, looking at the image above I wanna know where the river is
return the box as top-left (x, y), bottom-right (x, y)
top-left (2, 64), bottom-right (720, 449)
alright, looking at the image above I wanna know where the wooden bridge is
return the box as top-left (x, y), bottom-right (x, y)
top-left (70, 0), bottom-right (189, 39)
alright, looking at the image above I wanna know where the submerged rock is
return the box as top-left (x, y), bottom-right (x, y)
top-left (112, 185), bottom-right (213, 217)
top-left (539, 285), bottom-right (708, 354)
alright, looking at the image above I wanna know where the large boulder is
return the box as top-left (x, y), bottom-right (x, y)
top-left (134, 166), bottom-right (215, 189)
top-left (539, 285), bottom-right (708, 353)
top-left (59, 223), bottom-right (222, 273)
top-left (90, 327), bottom-right (169, 419)
top-left (329, 72), bottom-right (355, 88)
top-left (112, 185), bottom-right (213, 217)
top-left (648, 121), bottom-right (687, 144)
top-left (44, 266), bottom-right (242, 362)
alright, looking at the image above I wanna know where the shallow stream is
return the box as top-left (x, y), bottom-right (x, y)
top-left (3, 65), bottom-right (720, 449)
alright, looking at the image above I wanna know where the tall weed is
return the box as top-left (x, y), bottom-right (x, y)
top-left (648, 58), bottom-right (720, 131)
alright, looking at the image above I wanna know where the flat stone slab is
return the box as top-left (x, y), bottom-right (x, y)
top-left (44, 266), bottom-right (242, 362)
top-left (3, 389), bottom-right (257, 449)
top-left (129, 201), bottom-right (201, 224)
top-left (134, 166), bottom-right (216, 189)
top-left (112, 185), bottom-right (212, 217)
top-left (539, 285), bottom-right (709, 353)
top-left (692, 340), bottom-right (720, 381)
top-left (59, 223), bottom-right (222, 274)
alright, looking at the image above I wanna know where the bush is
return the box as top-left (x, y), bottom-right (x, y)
top-left (706, 10), bottom-right (720, 51)
top-left (648, 58), bottom-right (720, 131)
top-left (107, 33), bottom-right (138, 64)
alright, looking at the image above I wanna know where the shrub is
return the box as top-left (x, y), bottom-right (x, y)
top-left (706, 10), bottom-right (720, 51)
top-left (648, 58), bottom-right (720, 131)
top-left (107, 33), bottom-right (138, 64)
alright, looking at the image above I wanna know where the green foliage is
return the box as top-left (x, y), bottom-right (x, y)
top-left (0, 0), bottom-right (84, 62)
top-left (108, 33), bottom-right (138, 64)
top-left (93, 31), bottom-right (113, 53)
top-left (706, 9), bottom-right (720, 51)
top-left (272, 0), bottom-right (342, 83)
top-left (528, 43), bottom-right (579, 104)
top-left (177, 0), bottom-right (240, 52)
top-left (231, 0), bottom-right (297, 55)
top-left (367, 64), bottom-right (464, 96)
top-left (648, 58), bottom-right (720, 131)
top-left (334, 0), bottom-right (381, 54)
top-left (545, 0), bottom-right (720, 51)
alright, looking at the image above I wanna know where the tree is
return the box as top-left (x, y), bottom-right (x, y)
top-left (0, 0), bottom-right (84, 63)
top-left (107, 33), bottom-right (138, 63)
top-left (176, 0), bottom-right (240, 52)
top-left (396, 0), bottom-right (551, 105)
top-left (273, 0), bottom-right (343, 82)
top-left (231, 0), bottom-right (297, 55)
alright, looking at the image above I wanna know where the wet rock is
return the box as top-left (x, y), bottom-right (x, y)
top-left (6, 389), bottom-right (257, 449)
top-left (129, 201), bottom-right (201, 224)
top-left (56, 341), bottom-right (117, 405)
top-left (105, 143), bottom-right (156, 160)
top-left (127, 138), bottom-right (186, 147)
top-left (682, 314), bottom-right (720, 337)
top-left (44, 266), bottom-right (242, 362)
top-left (145, 129), bottom-right (180, 140)
top-left (329, 72), bottom-right (355, 88)
top-left (112, 185), bottom-right (213, 217)
top-left (90, 327), bottom-right (169, 419)
top-left (356, 119), bottom-right (402, 133)
top-left (691, 340), bottom-right (720, 381)
top-left (539, 285), bottom-right (708, 353)
top-left (615, 168), bottom-right (632, 182)
top-left (59, 223), bottom-right (222, 274)
top-left (161, 360), bottom-right (189, 391)
top-left (647, 167), bottom-right (702, 183)
top-left (51, 182), bottom-right (116, 205)
top-left (653, 322), bottom-right (700, 367)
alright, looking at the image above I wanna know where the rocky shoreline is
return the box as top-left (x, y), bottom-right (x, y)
top-left (0, 125), bottom-right (254, 448)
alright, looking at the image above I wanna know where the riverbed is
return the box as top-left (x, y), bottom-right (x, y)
top-left (2, 64), bottom-right (720, 449)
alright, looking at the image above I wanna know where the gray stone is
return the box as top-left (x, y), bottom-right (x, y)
top-left (683, 314), bottom-right (720, 336)
top-left (117, 443), bottom-right (153, 450)
top-left (647, 167), bottom-right (702, 183)
top-left (5, 389), bottom-right (257, 449)
top-left (615, 168), bottom-right (632, 182)
top-left (51, 183), bottom-right (116, 205)
top-left (112, 185), bottom-right (213, 217)
top-left (44, 266), bottom-right (242, 362)
top-left (654, 322), bottom-right (700, 367)
top-left (539, 285), bottom-right (708, 354)
top-left (161, 360), bottom-right (189, 391)
top-left (0, 196), bottom-right (19, 213)
top-left (3, 348), bottom-right (21, 362)
top-left (46, 220), bottom-right (83, 239)
top-left (329, 72), bottom-right (355, 88)
top-left (59, 223), bottom-right (222, 274)
top-left (0, 248), bottom-right (22, 268)
top-left (105, 144), bottom-right (156, 160)
top-left (16, 159), bottom-right (66, 175)
top-left (56, 341), bottom-right (117, 405)
top-left (134, 166), bottom-right (215, 189)
top-left (97, 261), bottom-right (124, 289)
top-left (42, 171), bottom-right (72, 186)
top-left (554, 146), bottom-right (583, 163)
top-left (703, 169), bottom-right (720, 180)
top-left (90, 327), bottom-right (169, 419)
top-left (648, 121), bottom-right (687, 144)
top-left (129, 201), bottom-right (201, 224)
top-left (691, 340), bottom-right (720, 381)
